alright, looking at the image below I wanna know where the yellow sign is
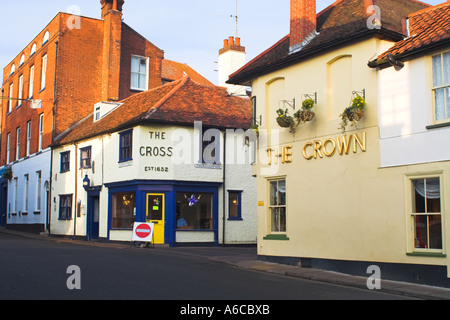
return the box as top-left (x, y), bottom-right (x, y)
top-left (258, 201), bottom-right (265, 207)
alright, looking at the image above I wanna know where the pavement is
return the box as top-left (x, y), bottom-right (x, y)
top-left (2, 227), bottom-right (450, 300)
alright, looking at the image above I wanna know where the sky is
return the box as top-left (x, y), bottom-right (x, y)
top-left (0, 0), bottom-right (444, 85)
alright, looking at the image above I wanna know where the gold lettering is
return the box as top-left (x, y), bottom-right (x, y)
top-left (313, 141), bottom-right (323, 159)
top-left (283, 146), bottom-right (293, 163)
top-left (303, 142), bottom-right (314, 160)
top-left (353, 132), bottom-right (367, 153)
top-left (323, 138), bottom-right (337, 157)
top-left (266, 148), bottom-right (273, 165)
top-left (337, 135), bottom-right (352, 155)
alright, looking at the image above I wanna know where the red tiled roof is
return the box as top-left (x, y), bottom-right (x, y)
top-left (228, 0), bottom-right (430, 85)
top-left (370, 2), bottom-right (450, 68)
top-left (53, 77), bottom-right (251, 146)
top-left (162, 59), bottom-right (214, 87)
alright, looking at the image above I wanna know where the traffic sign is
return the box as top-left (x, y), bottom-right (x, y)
top-left (132, 223), bottom-right (154, 242)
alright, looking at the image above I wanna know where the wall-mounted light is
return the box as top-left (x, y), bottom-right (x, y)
top-left (83, 175), bottom-right (90, 191)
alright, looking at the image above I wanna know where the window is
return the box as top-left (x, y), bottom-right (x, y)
top-left (60, 151), bottom-right (70, 173)
top-left (19, 54), bottom-right (25, 66)
top-left (176, 192), bottom-right (213, 230)
top-left (228, 191), bottom-right (242, 220)
top-left (119, 130), bottom-right (133, 162)
top-left (38, 113), bottom-right (44, 151)
top-left (36, 171), bottom-right (42, 212)
top-left (13, 178), bottom-right (18, 213)
top-left (8, 83), bottom-right (14, 113)
top-left (80, 146), bottom-right (92, 169)
top-left (269, 179), bottom-right (287, 233)
top-left (18, 75), bottom-right (23, 107)
top-left (6, 133), bottom-right (11, 164)
top-left (29, 65), bottom-right (35, 98)
top-left (26, 121), bottom-right (31, 156)
top-left (30, 43), bottom-right (36, 56)
top-left (410, 177), bottom-right (443, 251)
top-left (41, 54), bottom-right (47, 91)
top-left (43, 31), bottom-right (49, 44)
top-left (15, 127), bottom-right (20, 161)
top-left (10, 64), bottom-right (15, 75)
top-left (111, 192), bottom-right (136, 229)
top-left (432, 52), bottom-right (450, 122)
top-left (131, 55), bottom-right (148, 91)
top-left (24, 174), bottom-right (29, 212)
top-left (59, 194), bottom-right (73, 220)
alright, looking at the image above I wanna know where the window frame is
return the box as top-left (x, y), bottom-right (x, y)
top-left (80, 146), bottom-right (92, 169)
top-left (130, 55), bottom-right (149, 91)
top-left (26, 121), bottom-right (31, 156)
top-left (268, 178), bottom-right (287, 235)
top-left (119, 129), bottom-right (133, 163)
top-left (38, 113), bottom-right (44, 151)
top-left (59, 194), bottom-right (73, 221)
top-left (406, 173), bottom-right (445, 255)
top-left (228, 190), bottom-right (242, 220)
top-left (60, 151), bottom-right (70, 173)
top-left (40, 54), bottom-right (47, 91)
top-left (431, 51), bottom-right (450, 124)
top-left (15, 127), bottom-right (20, 161)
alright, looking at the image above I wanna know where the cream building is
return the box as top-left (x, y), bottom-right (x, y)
top-left (228, 0), bottom-right (450, 287)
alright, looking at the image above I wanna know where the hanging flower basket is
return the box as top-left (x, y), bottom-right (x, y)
top-left (276, 109), bottom-right (296, 129)
top-left (339, 95), bottom-right (366, 133)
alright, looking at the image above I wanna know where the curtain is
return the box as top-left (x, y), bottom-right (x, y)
top-left (414, 179), bottom-right (440, 200)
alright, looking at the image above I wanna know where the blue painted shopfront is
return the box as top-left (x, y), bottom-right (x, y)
top-left (105, 180), bottom-right (221, 246)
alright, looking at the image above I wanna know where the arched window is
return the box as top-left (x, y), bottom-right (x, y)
top-left (19, 54), bottom-right (25, 66)
top-left (30, 43), bottom-right (37, 56)
top-left (43, 31), bottom-right (49, 44)
top-left (327, 55), bottom-right (352, 120)
top-left (10, 64), bottom-right (15, 75)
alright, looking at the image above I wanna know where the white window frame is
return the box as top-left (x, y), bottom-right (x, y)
top-left (130, 55), bottom-right (149, 91)
top-left (431, 51), bottom-right (450, 123)
top-left (36, 171), bottom-right (42, 212)
top-left (15, 127), bottom-right (20, 161)
top-left (24, 174), bottom-right (29, 212)
top-left (8, 83), bottom-right (13, 113)
top-left (6, 133), bottom-right (11, 164)
top-left (29, 65), bottom-right (35, 98)
top-left (405, 172), bottom-right (445, 255)
top-left (268, 178), bottom-right (287, 235)
top-left (38, 113), bottom-right (44, 151)
top-left (18, 75), bottom-right (24, 107)
top-left (26, 121), bottom-right (31, 156)
top-left (13, 177), bottom-right (18, 213)
top-left (41, 54), bottom-right (47, 91)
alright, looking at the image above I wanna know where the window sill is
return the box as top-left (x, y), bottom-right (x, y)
top-left (263, 234), bottom-right (290, 241)
top-left (406, 252), bottom-right (446, 258)
top-left (426, 122), bottom-right (450, 130)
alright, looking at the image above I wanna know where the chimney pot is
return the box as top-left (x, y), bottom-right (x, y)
top-left (229, 36), bottom-right (235, 46)
top-left (235, 37), bottom-right (241, 46)
top-left (224, 39), bottom-right (229, 47)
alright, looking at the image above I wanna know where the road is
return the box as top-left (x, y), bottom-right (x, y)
top-left (0, 232), bottom-right (413, 304)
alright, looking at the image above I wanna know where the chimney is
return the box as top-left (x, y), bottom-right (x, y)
top-left (100, 0), bottom-right (124, 101)
top-left (290, 0), bottom-right (317, 53)
top-left (218, 36), bottom-right (246, 95)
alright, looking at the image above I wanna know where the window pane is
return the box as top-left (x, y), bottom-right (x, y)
top-left (414, 215), bottom-right (428, 248)
top-left (131, 73), bottom-right (139, 88)
top-left (112, 192), bottom-right (136, 229)
top-left (412, 179), bottom-right (425, 213)
top-left (278, 180), bottom-right (286, 205)
top-left (426, 178), bottom-right (441, 213)
top-left (131, 57), bottom-right (139, 73)
top-left (270, 181), bottom-right (277, 206)
top-left (443, 52), bottom-right (450, 85)
top-left (139, 58), bottom-right (147, 73)
top-left (271, 207), bottom-right (286, 232)
top-left (447, 88), bottom-right (450, 119)
top-left (176, 193), bottom-right (213, 230)
top-left (433, 54), bottom-right (443, 87)
top-left (429, 215), bottom-right (443, 249)
top-left (229, 192), bottom-right (239, 218)
top-left (139, 74), bottom-right (146, 89)
top-left (435, 88), bottom-right (445, 120)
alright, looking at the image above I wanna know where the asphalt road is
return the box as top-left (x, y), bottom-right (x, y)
top-left (0, 232), bottom-right (412, 303)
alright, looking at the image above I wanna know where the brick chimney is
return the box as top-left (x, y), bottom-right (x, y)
top-left (100, 0), bottom-right (124, 101)
top-left (290, 0), bottom-right (317, 53)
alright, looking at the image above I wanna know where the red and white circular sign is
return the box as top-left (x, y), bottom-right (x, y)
top-left (135, 224), bottom-right (152, 238)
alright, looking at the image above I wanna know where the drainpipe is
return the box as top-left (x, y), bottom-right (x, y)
top-left (73, 143), bottom-right (78, 239)
top-left (222, 130), bottom-right (227, 246)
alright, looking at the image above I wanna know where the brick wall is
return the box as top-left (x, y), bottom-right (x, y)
top-left (290, 0), bottom-right (316, 49)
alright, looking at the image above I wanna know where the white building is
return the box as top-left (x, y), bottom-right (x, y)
top-left (50, 77), bottom-right (257, 246)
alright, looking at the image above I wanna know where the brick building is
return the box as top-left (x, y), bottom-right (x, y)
top-left (0, 0), bottom-right (212, 233)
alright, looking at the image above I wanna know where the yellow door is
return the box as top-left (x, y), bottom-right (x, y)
top-left (146, 194), bottom-right (165, 244)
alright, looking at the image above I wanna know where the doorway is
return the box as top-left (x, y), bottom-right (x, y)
top-left (87, 193), bottom-right (100, 240)
top-left (146, 194), bottom-right (165, 244)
